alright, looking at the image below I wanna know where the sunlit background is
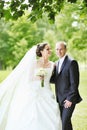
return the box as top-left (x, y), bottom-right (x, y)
top-left (0, 0), bottom-right (87, 130)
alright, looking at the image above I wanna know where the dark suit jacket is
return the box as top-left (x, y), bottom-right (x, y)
top-left (50, 55), bottom-right (82, 106)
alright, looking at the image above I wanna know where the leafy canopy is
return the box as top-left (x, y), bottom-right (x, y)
top-left (0, 0), bottom-right (87, 22)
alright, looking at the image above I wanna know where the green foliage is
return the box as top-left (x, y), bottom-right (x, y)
top-left (0, 1), bottom-right (87, 69)
top-left (54, 2), bottom-right (87, 62)
top-left (0, 18), bottom-right (13, 69)
top-left (0, 15), bottom-right (43, 69)
top-left (0, 0), bottom-right (87, 22)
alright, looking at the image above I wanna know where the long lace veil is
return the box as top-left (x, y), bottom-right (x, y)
top-left (0, 45), bottom-right (37, 125)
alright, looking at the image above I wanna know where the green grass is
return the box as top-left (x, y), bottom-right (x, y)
top-left (0, 70), bottom-right (87, 130)
top-left (0, 70), bottom-right (11, 82)
top-left (72, 70), bottom-right (87, 130)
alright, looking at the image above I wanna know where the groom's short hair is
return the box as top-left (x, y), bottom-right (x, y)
top-left (56, 41), bottom-right (67, 49)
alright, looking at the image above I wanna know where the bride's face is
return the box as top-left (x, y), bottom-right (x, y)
top-left (41, 44), bottom-right (51, 58)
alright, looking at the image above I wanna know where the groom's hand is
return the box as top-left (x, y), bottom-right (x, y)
top-left (64, 100), bottom-right (72, 108)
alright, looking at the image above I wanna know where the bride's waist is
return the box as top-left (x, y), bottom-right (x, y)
top-left (24, 80), bottom-right (55, 99)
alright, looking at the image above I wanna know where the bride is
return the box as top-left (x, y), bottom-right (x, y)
top-left (0, 42), bottom-right (62, 130)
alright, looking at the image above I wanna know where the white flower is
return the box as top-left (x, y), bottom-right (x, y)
top-left (36, 68), bottom-right (47, 87)
top-left (36, 68), bottom-right (47, 77)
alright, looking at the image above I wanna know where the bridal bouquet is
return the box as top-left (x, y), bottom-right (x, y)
top-left (36, 68), bottom-right (47, 87)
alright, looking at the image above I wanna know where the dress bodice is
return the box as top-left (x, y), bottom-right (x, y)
top-left (34, 64), bottom-right (54, 89)
top-left (42, 68), bottom-right (53, 88)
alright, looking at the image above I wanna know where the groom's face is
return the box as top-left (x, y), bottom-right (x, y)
top-left (56, 43), bottom-right (67, 58)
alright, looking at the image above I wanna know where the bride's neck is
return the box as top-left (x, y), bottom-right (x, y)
top-left (37, 57), bottom-right (50, 68)
top-left (40, 57), bottom-right (49, 64)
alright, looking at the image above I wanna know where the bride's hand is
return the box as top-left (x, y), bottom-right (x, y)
top-left (39, 75), bottom-right (44, 80)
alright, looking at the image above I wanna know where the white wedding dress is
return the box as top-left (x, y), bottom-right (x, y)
top-left (0, 46), bottom-right (62, 130)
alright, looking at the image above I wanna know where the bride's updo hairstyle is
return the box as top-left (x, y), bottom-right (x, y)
top-left (36, 43), bottom-right (48, 57)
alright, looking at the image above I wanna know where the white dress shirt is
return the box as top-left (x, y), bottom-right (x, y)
top-left (58, 55), bottom-right (66, 73)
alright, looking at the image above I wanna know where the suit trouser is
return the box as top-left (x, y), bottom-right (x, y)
top-left (59, 104), bottom-right (75, 130)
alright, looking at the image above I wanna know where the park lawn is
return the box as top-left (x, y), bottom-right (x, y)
top-left (72, 70), bottom-right (87, 130)
top-left (0, 70), bottom-right (11, 82)
top-left (0, 70), bottom-right (87, 130)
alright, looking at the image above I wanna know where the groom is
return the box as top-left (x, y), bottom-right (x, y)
top-left (50, 41), bottom-right (82, 130)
